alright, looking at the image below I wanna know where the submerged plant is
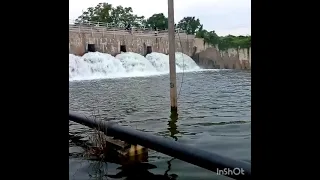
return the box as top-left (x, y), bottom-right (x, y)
top-left (83, 109), bottom-right (109, 161)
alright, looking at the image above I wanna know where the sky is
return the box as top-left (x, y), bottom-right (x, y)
top-left (69, 0), bottom-right (251, 36)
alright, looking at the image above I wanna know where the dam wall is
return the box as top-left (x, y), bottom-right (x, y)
top-left (192, 46), bottom-right (251, 70)
top-left (69, 26), bottom-right (195, 57)
top-left (69, 25), bottom-right (251, 70)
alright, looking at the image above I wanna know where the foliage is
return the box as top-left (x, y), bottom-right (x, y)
top-left (196, 26), bottom-right (220, 46)
top-left (217, 35), bottom-right (251, 51)
top-left (75, 2), bottom-right (251, 49)
top-left (144, 13), bottom-right (168, 30)
top-left (75, 3), bottom-right (113, 24)
top-left (75, 3), bottom-right (144, 27)
top-left (177, 16), bottom-right (201, 35)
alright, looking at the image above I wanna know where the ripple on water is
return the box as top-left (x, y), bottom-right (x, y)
top-left (69, 70), bottom-right (251, 180)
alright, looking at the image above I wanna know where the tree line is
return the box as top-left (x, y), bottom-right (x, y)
top-left (75, 3), bottom-right (251, 51)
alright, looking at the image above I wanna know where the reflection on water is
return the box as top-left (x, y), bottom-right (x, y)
top-left (164, 158), bottom-right (177, 179)
top-left (87, 161), bottom-right (108, 180)
top-left (72, 110), bottom-right (181, 179)
top-left (106, 162), bottom-right (177, 180)
top-left (69, 70), bottom-right (251, 180)
top-left (163, 113), bottom-right (179, 177)
top-left (168, 113), bottom-right (179, 141)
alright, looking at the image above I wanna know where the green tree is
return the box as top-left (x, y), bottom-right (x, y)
top-left (75, 3), bottom-right (113, 24)
top-left (177, 16), bottom-right (201, 35)
top-left (232, 35), bottom-right (251, 48)
top-left (110, 5), bottom-right (145, 27)
top-left (193, 18), bottom-right (251, 50)
top-left (75, 3), bottom-right (145, 28)
top-left (217, 35), bottom-right (251, 50)
top-left (206, 31), bottom-right (219, 46)
top-left (144, 13), bottom-right (168, 30)
top-left (196, 26), bottom-right (219, 46)
top-left (73, 3), bottom-right (251, 50)
top-left (218, 35), bottom-right (236, 50)
top-left (195, 25), bottom-right (206, 38)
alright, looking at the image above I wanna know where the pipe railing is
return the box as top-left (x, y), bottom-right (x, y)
top-left (69, 111), bottom-right (251, 180)
top-left (69, 19), bottom-right (189, 38)
top-left (69, 27), bottom-right (189, 38)
top-left (69, 19), bottom-right (186, 33)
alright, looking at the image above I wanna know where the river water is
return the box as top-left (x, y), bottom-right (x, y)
top-left (69, 69), bottom-right (251, 180)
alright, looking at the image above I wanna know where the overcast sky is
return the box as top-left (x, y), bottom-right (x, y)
top-left (69, 0), bottom-right (251, 36)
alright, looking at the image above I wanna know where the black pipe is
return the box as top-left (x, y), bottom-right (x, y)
top-left (69, 111), bottom-right (251, 180)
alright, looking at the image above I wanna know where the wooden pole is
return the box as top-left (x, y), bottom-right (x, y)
top-left (168, 0), bottom-right (178, 116)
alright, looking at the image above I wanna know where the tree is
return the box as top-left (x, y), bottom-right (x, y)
top-left (195, 25), bottom-right (208, 45)
top-left (232, 35), bottom-right (251, 48)
top-left (109, 5), bottom-right (145, 28)
top-left (144, 13), bottom-right (168, 30)
top-left (75, 3), bottom-right (145, 28)
top-left (75, 3), bottom-right (113, 24)
top-left (73, 3), bottom-right (251, 50)
top-left (217, 35), bottom-right (251, 50)
top-left (206, 31), bottom-right (219, 46)
top-left (177, 16), bottom-right (201, 35)
top-left (196, 26), bottom-right (219, 46)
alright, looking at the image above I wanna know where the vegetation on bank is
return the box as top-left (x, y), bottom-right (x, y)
top-left (75, 2), bottom-right (251, 51)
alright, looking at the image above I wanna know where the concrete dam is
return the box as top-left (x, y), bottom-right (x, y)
top-left (69, 24), bottom-right (251, 70)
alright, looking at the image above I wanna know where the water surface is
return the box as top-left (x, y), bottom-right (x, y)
top-left (69, 70), bottom-right (251, 180)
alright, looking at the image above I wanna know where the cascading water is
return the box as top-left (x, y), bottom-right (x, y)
top-left (69, 51), bottom-right (201, 81)
top-left (175, 52), bottom-right (200, 71)
top-left (145, 52), bottom-right (174, 72)
top-left (116, 52), bottom-right (157, 73)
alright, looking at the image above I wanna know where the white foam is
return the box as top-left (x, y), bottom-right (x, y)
top-left (69, 51), bottom-right (203, 81)
top-left (175, 52), bottom-right (201, 72)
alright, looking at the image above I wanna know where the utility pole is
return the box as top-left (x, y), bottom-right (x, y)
top-left (168, 0), bottom-right (178, 117)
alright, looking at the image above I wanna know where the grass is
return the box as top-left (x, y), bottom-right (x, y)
top-left (70, 107), bottom-right (149, 179)
top-left (83, 109), bottom-right (109, 161)
top-left (70, 109), bottom-right (110, 179)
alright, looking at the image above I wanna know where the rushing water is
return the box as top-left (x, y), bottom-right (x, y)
top-left (69, 52), bottom-right (251, 180)
top-left (69, 52), bottom-right (200, 81)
